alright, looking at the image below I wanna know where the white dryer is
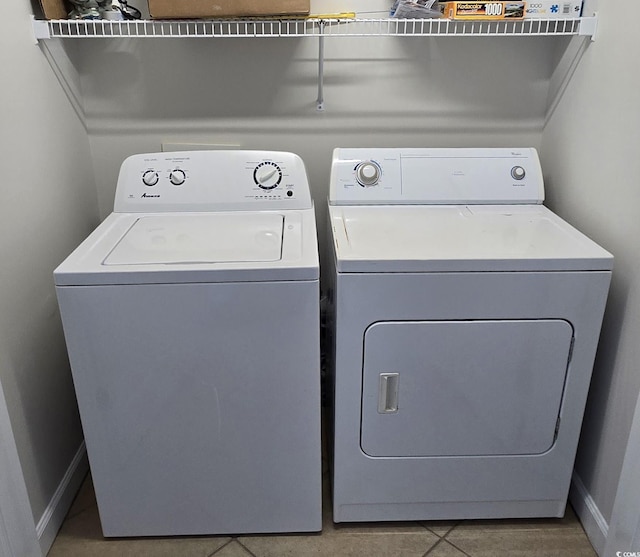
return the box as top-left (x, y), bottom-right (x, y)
top-left (326, 147), bottom-right (613, 522)
top-left (55, 150), bottom-right (321, 536)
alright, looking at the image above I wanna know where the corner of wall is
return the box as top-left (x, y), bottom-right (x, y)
top-left (36, 443), bottom-right (88, 555)
top-left (570, 472), bottom-right (608, 556)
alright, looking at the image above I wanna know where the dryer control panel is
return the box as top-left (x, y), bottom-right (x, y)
top-left (329, 147), bottom-right (544, 205)
top-left (114, 150), bottom-right (312, 212)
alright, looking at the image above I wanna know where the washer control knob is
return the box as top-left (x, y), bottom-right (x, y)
top-left (511, 166), bottom-right (526, 180)
top-left (142, 170), bottom-right (159, 187)
top-left (254, 162), bottom-right (282, 190)
top-left (169, 169), bottom-right (186, 186)
top-left (355, 161), bottom-right (381, 187)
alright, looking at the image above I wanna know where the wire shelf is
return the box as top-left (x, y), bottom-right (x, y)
top-left (34, 17), bottom-right (592, 40)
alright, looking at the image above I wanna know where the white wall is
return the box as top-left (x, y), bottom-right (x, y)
top-left (72, 0), bottom-right (564, 225)
top-left (540, 1), bottom-right (640, 553)
top-left (0, 1), bottom-right (99, 551)
top-left (605, 390), bottom-right (640, 555)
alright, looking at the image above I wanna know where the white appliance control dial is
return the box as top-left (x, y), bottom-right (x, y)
top-left (511, 166), bottom-right (526, 180)
top-left (355, 161), bottom-right (381, 187)
top-left (254, 162), bottom-right (283, 190)
top-left (169, 169), bottom-right (186, 186)
top-left (142, 170), bottom-right (159, 187)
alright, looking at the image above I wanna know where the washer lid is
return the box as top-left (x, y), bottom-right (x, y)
top-left (54, 209), bottom-right (319, 285)
top-left (104, 214), bottom-right (283, 265)
top-left (330, 204), bottom-right (613, 273)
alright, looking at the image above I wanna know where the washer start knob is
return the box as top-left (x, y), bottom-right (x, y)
top-left (511, 166), bottom-right (526, 180)
top-left (355, 161), bottom-right (381, 187)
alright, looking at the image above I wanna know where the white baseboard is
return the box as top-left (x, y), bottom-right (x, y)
top-left (570, 471), bottom-right (609, 556)
top-left (36, 442), bottom-right (88, 555)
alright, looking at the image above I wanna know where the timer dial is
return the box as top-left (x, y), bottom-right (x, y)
top-left (355, 161), bottom-right (381, 187)
top-left (254, 162), bottom-right (283, 190)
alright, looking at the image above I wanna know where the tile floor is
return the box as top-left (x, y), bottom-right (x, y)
top-left (49, 473), bottom-right (597, 557)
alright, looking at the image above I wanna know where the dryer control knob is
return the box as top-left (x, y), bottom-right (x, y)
top-left (355, 161), bottom-right (380, 187)
top-left (142, 170), bottom-right (159, 187)
top-left (169, 169), bottom-right (186, 186)
top-left (511, 166), bottom-right (526, 180)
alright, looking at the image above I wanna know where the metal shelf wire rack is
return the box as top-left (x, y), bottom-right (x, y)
top-left (33, 16), bottom-right (595, 40)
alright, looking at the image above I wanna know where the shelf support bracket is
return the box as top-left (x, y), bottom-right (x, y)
top-left (31, 15), bottom-right (51, 42)
top-left (316, 22), bottom-right (326, 111)
top-left (578, 14), bottom-right (598, 41)
top-left (545, 13), bottom-right (598, 124)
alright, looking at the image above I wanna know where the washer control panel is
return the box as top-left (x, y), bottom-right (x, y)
top-left (114, 150), bottom-right (312, 213)
top-left (329, 147), bottom-right (545, 205)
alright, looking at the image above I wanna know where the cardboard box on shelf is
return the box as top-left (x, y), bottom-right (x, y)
top-left (148, 0), bottom-right (310, 19)
top-left (39, 0), bottom-right (69, 19)
top-left (524, 1), bottom-right (582, 19)
top-left (442, 2), bottom-right (526, 20)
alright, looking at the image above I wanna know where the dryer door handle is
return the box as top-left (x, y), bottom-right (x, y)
top-left (377, 373), bottom-right (399, 414)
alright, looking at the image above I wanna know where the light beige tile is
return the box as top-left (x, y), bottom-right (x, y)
top-left (421, 521), bottom-right (459, 538)
top-left (240, 530), bottom-right (440, 557)
top-left (446, 516), bottom-right (597, 557)
top-left (426, 540), bottom-right (470, 557)
top-left (49, 536), bottom-right (232, 557)
top-left (214, 540), bottom-right (255, 557)
top-left (331, 521), bottom-right (437, 535)
top-left (449, 505), bottom-right (586, 534)
top-left (48, 502), bottom-right (231, 557)
top-left (65, 473), bottom-right (96, 519)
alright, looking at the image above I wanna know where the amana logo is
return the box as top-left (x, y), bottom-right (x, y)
top-left (141, 193), bottom-right (160, 198)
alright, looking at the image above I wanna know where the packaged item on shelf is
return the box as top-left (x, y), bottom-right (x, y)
top-left (442, 2), bottom-right (526, 20)
top-left (147, 0), bottom-right (310, 19)
top-left (391, 0), bottom-right (442, 18)
top-left (524, 1), bottom-right (582, 19)
top-left (39, 0), bottom-right (70, 19)
top-left (38, 0), bottom-right (142, 19)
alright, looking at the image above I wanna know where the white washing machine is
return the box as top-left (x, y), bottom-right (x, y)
top-left (326, 147), bottom-right (613, 522)
top-left (55, 150), bottom-right (321, 536)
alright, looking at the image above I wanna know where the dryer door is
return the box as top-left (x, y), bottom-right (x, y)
top-left (360, 319), bottom-right (573, 457)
